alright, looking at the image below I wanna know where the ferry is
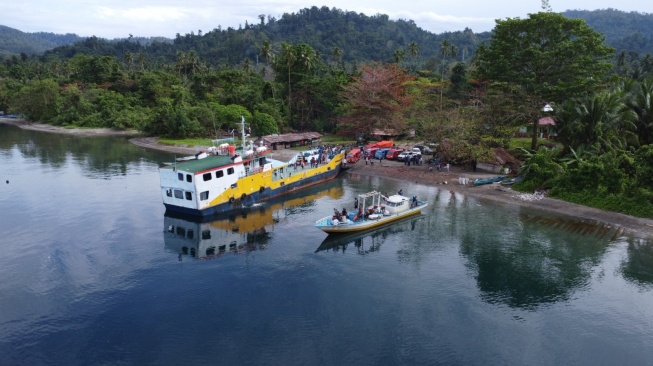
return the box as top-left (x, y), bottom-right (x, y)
top-left (159, 118), bottom-right (345, 217)
top-left (314, 191), bottom-right (427, 234)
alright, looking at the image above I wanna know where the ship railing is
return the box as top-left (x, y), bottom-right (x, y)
top-left (240, 166), bottom-right (265, 178)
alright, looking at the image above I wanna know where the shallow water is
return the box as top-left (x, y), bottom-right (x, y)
top-left (1, 123), bottom-right (652, 365)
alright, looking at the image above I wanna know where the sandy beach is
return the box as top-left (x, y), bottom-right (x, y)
top-left (4, 118), bottom-right (653, 238)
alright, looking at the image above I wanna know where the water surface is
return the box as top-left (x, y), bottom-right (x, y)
top-left (1, 123), bottom-right (652, 365)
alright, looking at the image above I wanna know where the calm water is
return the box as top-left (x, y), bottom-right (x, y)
top-left (1, 123), bottom-right (653, 365)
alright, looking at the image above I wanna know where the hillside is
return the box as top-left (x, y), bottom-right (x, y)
top-left (564, 8), bottom-right (653, 56)
top-left (33, 7), bottom-right (488, 69)
top-left (0, 25), bottom-right (84, 57)
top-left (2, 7), bottom-right (653, 63)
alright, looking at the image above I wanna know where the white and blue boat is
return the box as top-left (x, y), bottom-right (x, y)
top-left (314, 191), bottom-right (427, 234)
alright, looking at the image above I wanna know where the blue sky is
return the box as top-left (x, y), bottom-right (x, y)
top-left (3, 1), bottom-right (652, 39)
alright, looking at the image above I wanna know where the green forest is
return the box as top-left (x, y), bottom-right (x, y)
top-left (2, 7), bottom-right (653, 218)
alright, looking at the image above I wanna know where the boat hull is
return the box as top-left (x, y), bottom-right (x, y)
top-left (316, 205), bottom-right (425, 234)
top-left (164, 163), bottom-right (341, 217)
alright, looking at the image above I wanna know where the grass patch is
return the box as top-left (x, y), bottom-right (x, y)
top-left (158, 138), bottom-right (218, 147)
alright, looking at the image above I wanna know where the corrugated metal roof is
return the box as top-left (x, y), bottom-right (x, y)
top-left (539, 116), bottom-right (556, 126)
top-left (494, 147), bottom-right (521, 165)
top-left (262, 132), bottom-right (322, 144)
top-left (161, 155), bottom-right (235, 173)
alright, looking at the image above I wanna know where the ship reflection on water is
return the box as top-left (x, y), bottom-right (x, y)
top-left (164, 211), bottom-right (275, 260)
top-left (164, 180), bottom-right (344, 260)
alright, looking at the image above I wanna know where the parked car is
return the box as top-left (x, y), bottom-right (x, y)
top-left (374, 148), bottom-right (390, 159)
top-left (365, 147), bottom-right (379, 159)
top-left (346, 148), bottom-right (362, 163)
top-left (385, 148), bottom-right (403, 160)
top-left (397, 151), bottom-right (410, 162)
top-left (414, 145), bottom-right (433, 155)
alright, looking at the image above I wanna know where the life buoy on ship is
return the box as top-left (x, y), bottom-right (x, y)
top-left (229, 197), bottom-right (235, 204)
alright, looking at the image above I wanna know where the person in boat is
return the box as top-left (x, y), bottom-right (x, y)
top-left (398, 189), bottom-right (403, 196)
top-left (342, 208), bottom-right (348, 218)
top-left (354, 207), bottom-right (363, 221)
top-left (411, 195), bottom-right (418, 208)
top-left (354, 197), bottom-right (359, 209)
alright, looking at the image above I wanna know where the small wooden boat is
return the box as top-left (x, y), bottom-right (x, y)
top-left (314, 191), bottom-right (427, 234)
top-left (472, 176), bottom-right (506, 186)
top-left (500, 177), bottom-right (523, 186)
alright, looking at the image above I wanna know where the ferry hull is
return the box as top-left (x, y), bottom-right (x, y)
top-left (164, 165), bottom-right (341, 217)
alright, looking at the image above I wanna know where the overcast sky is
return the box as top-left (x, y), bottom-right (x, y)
top-left (3, 1), bottom-right (653, 39)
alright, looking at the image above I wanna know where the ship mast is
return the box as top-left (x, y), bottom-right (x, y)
top-left (240, 115), bottom-right (247, 150)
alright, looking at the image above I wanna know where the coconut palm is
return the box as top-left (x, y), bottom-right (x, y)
top-left (627, 79), bottom-right (653, 145)
top-left (393, 47), bottom-right (405, 64)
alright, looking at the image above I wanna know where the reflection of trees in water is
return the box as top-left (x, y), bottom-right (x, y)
top-left (621, 237), bottom-right (653, 288)
top-left (459, 210), bottom-right (619, 310)
top-left (1, 125), bottom-right (168, 177)
top-left (394, 191), bottom-right (472, 266)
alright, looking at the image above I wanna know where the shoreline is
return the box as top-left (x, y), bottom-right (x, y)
top-left (0, 118), bottom-right (141, 137)
top-left (4, 118), bottom-right (653, 238)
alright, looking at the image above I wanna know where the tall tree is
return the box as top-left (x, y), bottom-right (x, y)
top-left (393, 48), bottom-right (405, 64)
top-left (474, 12), bottom-right (615, 150)
top-left (438, 40), bottom-right (457, 108)
top-left (337, 63), bottom-right (414, 138)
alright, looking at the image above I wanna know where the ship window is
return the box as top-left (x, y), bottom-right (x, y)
top-left (206, 247), bottom-right (215, 256)
top-left (231, 183), bottom-right (237, 189)
top-left (186, 174), bottom-right (192, 182)
top-left (166, 189), bottom-right (172, 197)
top-left (202, 230), bottom-right (211, 240)
top-left (187, 229), bottom-right (194, 239)
top-left (178, 172), bottom-right (183, 181)
top-left (203, 173), bottom-right (212, 181)
top-left (227, 167), bottom-right (234, 175)
top-left (200, 191), bottom-right (209, 200)
top-left (216, 170), bottom-right (224, 178)
top-left (176, 227), bottom-right (186, 236)
top-left (185, 191), bottom-right (192, 200)
top-left (174, 190), bottom-right (183, 199)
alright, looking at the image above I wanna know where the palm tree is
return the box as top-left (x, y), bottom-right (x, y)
top-left (627, 79), bottom-right (653, 145)
top-left (280, 42), bottom-right (297, 124)
top-left (243, 58), bottom-right (252, 75)
top-left (439, 40), bottom-right (458, 108)
top-left (393, 47), bottom-right (405, 64)
top-left (175, 51), bottom-right (187, 76)
top-left (260, 40), bottom-right (274, 64)
top-left (557, 90), bottom-right (637, 153)
top-left (137, 52), bottom-right (146, 71)
top-left (123, 51), bottom-right (134, 72)
top-left (408, 41), bottom-right (419, 71)
top-left (331, 47), bottom-right (343, 68)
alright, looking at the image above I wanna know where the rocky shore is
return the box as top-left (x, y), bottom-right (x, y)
top-left (3, 118), bottom-right (652, 238)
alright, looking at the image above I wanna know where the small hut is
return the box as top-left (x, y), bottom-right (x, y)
top-left (256, 132), bottom-right (322, 150)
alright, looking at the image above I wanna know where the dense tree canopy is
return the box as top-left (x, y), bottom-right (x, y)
top-left (474, 12), bottom-right (615, 149)
top-left (337, 63), bottom-right (413, 138)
